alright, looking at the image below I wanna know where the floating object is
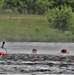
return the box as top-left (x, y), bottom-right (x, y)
top-left (0, 42), bottom-right (7, 55)
top-left (0, 52), bottom-right (5, 55)
top-left (32, 48), bottom-right (37, 53)
top-left (0, 48), bottom-right (7, 55)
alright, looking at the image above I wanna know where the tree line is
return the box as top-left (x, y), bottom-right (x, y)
top-left (0, 0), bottom-right (74, 32)
top-left (0, 0), bottom-right (74, 14)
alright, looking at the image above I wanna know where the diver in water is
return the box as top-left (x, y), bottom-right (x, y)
top-left (0, 41), bottom-right (7, 55)
top-left (61, 48), bottom-right (69, 54)
top-left (32, 48), bottom-right (37, 53)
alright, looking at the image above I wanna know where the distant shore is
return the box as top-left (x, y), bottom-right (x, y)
top-left (0, 14), bottom-right (74, 42)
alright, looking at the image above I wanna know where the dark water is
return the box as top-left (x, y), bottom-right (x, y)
top-left (0, 42), bottom-right (74, 75)
top-left (0, 54), bottom-right (74, 74)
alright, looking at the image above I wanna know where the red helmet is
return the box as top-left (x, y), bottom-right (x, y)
top-left (61, 48), bottom-right (67, 53)
top-left (32, 48), bottom-right (37, 53)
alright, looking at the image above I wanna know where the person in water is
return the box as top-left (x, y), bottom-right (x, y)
top-left (61, 48), bottom-right (69, 54)
top-left (32, 48), bottom-right (37, 53)
top-left (0, 41), bottom-right (7, 55)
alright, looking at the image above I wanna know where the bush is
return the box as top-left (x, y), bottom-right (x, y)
top-left (0, 9), bottom-right (13, 14)
top-left (47, 6), bottom-right (73, 32)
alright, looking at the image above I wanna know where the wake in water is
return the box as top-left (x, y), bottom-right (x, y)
top-left (0, 54), bottom-right (74, 74)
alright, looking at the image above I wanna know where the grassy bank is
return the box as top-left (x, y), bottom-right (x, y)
top-left (0, 14), bottom-right (74, 42)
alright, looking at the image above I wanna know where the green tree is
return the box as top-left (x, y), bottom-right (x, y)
top-left (52, 0), bottom-right (74, 12)
top-left (25, 0), bottom-right (37, 14)
top-left (1, 0), bottom-right (74, 14)
top-left (47, 6), bottom-right (73, 31)
top-left (35, 0), bottom-right (50, 14)
top-left (3, 0), bottom-right (26, 14)
top-left (16, 0), bottom-right (26, 14)
top-left (0, 0), bottom-right (4, 9)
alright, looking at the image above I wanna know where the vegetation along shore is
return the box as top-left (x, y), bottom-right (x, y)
top-left (0, 0), bottom-right (74, 42)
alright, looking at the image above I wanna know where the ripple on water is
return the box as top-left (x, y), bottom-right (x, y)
top-left (0, 54), bottom-right (74, 74)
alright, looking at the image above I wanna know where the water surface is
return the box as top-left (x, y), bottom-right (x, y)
top-left (0, 42), bottom-right (74, 74)
top-left (2, 42), bottom-right (74, 55)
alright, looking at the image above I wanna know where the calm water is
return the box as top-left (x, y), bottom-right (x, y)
top-left (2, 42), bottom-right (74, 55)
top-left (0, 42), bottom-right (74, 75)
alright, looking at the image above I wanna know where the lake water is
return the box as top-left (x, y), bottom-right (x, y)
top-left (0, 42), bottom-right (74, 75)
top-left (2, 42), bottom-right (74, 55)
